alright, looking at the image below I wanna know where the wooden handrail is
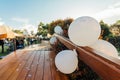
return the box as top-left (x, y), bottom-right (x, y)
top-left (54, 34), bottom-right (120, 80)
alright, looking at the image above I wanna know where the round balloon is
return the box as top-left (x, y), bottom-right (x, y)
top-left (54, 26), bottom-right (63, 35)
top-left (55, 50), bottom-right (78, 74)
top-left (89, 40), bottom-right (118, 58)
top-left (68, 16), bottom-right (101, 46)
top-left (49, 37), bottom-right (57, 44)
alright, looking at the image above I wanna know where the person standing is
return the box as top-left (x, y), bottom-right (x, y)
top-left (0, 40), bottom-right (4, 53)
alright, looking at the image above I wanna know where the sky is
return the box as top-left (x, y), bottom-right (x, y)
top-left (0, 0), bottom-right (120, 33)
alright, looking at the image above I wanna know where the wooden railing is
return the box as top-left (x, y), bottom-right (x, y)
top-left (54, 34), bottom-right (120, 80)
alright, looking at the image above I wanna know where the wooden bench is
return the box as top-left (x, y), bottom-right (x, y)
top-left (0, 47), bottom-right (69, 80)
top-left (54, 34), bottom-right (120, 80)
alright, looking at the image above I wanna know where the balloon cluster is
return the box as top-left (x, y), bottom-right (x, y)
top-left (54, 16), bottom-right (119, 75)
top-left (50, 26), bottom-right (63, 45)
top-left (49, 26), bottom-right (63, 45)
top-left (68, 16), bottom-right (118, 58)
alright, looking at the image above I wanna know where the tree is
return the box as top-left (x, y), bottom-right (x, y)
top-left (63, 18), bottom-right (73, 37)
top-left (110, 20), bottom-right (120, 36)
top-left (48, 18), bottom-right (73, 36)
top-left (13, 29), bottom-right (23, 34)
top-left (48, 19), bottom-right (64, 35)
top-left (37, 22), bottom-right (49, 38)
top-left (37, 22), bottom-right (44, 33)
top-left (108, 36), bottom-right (120, 53)
top-left (99, 20), bottom-right (112, 40)
top-left (109, 20), bottom-right (120, 53)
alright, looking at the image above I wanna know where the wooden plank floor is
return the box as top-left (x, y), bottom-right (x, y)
top-left (0, 44), bottom-right (69, 80)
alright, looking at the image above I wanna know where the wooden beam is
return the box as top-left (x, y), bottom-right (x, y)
top-left (54, 34), bottom-right (120, 80)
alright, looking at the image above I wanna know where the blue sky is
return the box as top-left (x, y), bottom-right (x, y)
top-left (0, 0), bottom-right (120, 33)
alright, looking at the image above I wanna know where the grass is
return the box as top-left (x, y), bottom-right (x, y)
top-left (0, 45), bottom-right (10, 56)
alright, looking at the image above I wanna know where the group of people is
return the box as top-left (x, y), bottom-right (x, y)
top-left (0, 37), bottom-right (41, 53)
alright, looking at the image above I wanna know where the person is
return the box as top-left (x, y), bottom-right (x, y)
top-left (0, 40), bottom-right (4, 53)
top-left (30, 38), bottom-right (34, 45)
top-left (24, 38), bottom-right (27, 47)
top-left (16, 39), bottom-right (19, 49)
top-left (10, 39), bottom-right (14, 51)
top-left (27, 38), bottom-right (30, 46)
top-left (19, 39), bottom-right (24, 48)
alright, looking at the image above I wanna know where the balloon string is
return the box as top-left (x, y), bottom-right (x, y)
top-left (73, 45), bottom-right (78, 56)
top-left (75, 45), bottom-right (78, 50)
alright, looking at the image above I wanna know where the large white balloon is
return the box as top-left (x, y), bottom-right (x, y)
top-left (54, 26), bottom-right (63, 35)
top-left (68, 16), bottom-right (101, 46)
top-left (49, 37), bottom-right (57, 44)
top-left (89, 40), bottom-right (118, 58)
top-left (55, 50), bottom-right (78, 74)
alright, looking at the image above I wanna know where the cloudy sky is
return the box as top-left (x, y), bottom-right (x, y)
top-left (0, 0), bottom-right (120, 33)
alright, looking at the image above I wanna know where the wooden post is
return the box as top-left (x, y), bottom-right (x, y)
top-left (13, 39), bottom-right (16, 51)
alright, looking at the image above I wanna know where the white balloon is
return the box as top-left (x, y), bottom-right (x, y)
top-left (55, 50), bottom-right (78, 74)
top-left (68, 16), bottom-right (101, 46)
top-left (49, 37), bottom-right (57, 44)
top-left (89, 40), bottom-right (118, 58)
top-left (59, 29), bottom-right (63, 35)
top-left (54, 26), bottom-right (63, 35)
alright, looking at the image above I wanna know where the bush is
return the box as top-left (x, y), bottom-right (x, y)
top-left (108, 36), bottom-right (120, 56)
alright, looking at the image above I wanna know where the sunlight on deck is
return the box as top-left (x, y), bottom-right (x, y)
top-left (0, 41), bottom-right (69, 80)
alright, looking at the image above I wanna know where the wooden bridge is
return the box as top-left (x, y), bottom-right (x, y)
top-left (0, 34), bottom-right (120, 80)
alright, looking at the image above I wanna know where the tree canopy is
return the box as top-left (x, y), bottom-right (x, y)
top-left (48, 18), bottom-right (73, 37)
top-left (99, 20), bottom-right (112, 40)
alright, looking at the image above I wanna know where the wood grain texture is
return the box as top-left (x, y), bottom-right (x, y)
top-left (0, 45), bottom-right (68, 80)
top-left (55, 34), bottom-right (120, 80)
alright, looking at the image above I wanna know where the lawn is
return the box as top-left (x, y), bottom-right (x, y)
top-left (0, 45), bottom-right (10, 57)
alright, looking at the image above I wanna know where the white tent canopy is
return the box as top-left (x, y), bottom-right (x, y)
top-left (0, 25), bottom-right (15, 39)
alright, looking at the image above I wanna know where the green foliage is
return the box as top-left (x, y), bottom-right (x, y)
top-left (116, 20), bottom-right (120, 24)
top-left (48, 18), bottom-right (73, 36)
top-left (0, 45), bottom-right (10, 56)
top-left (13, 29), bottom-right (23, 34)
top-left (110, 20), bottom-right (120, 36)
top-left (99, 20), bottom-right (112, 40)
top-left (37, 22), bottom-right (49, 37)
top-left (108, 36), bottom-right (120, 55)
top-left (48, 19), bottom-right (64, 35)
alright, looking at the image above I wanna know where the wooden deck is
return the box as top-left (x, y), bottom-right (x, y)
top-left (0, 43), bottom-right (69, 80)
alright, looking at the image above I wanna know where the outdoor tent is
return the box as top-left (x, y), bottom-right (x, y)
top-left (0, 34), bottom-right (7, 39)
top-left (0, 25), bottom-right (15, 39)
top-left (14, 33), bottom-right (24, 37)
